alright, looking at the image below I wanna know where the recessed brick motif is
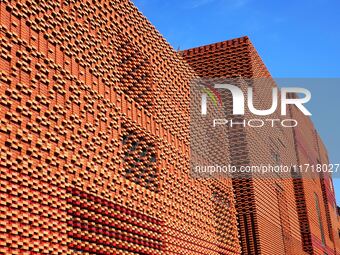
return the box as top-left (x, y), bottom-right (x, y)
top-left (1, 0), bottom-right (340, 255)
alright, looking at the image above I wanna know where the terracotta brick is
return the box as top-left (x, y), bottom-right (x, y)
top-left (0, 0), bottom-right (240, 254)
top-left (1, 0), bottom-right (339, 254)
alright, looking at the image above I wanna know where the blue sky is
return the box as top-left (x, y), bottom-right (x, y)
top-left (132, 0), bottom-right (340, 202)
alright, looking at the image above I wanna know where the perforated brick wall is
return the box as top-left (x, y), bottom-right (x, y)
top-left (2, 0), bottom-right (340, 255)
top-left (0, 0), bottom-right (241, 254)
top-left (182, 37), bottom-right (308, 255)
top-left (289, 101), bottom-right (340, 255)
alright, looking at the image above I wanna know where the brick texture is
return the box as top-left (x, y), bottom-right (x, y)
top-left (181, 38), bottom-right (340, 255)
top-left (288, 100), bottom-right (340, 255)
top-left (0, 0), bottom-right (240, 254)
top-left (1, 0), bottom-right (340, 255)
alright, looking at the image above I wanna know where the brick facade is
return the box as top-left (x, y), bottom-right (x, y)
top-left (0, 0), bottom-right (240, 254)
top-left (181, 38), bottom-right (340, 255)
top-left (182, 37), bottom-right (304, 255)
top-left (0, 0), bottom-right (339, 255)
top-left (288, 100), bottom-right (340, 255)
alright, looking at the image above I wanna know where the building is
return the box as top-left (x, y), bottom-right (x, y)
top-left (0, 0), bottom-right (240, 254)
top-left (288, 97), bottom-right (340, 254)
top-left (181, 38), bottom-right (340, 255)
top-left (0, 0), bottom-right (339, 254)
top-left (181, 38), bottom-right (305, 255)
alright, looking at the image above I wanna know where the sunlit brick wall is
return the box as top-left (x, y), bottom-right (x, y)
top-left (289, 102), bottom-right (338, 255)
top-left (182, 37), bottom-right (306, 255)
top-left (0, 0), bottom-right (241, 254)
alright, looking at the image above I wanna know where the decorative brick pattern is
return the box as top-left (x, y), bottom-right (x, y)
top-left (181, 38), bottom-right (340, 255)
top-left (1, 0), bottom-right (340, 255)
top-left (0, 0), bottom-right (240, 254)
top-left (288, 101), bottom-right (340, 255)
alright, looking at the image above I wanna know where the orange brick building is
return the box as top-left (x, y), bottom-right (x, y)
top-left (0, 0), bottom-right (339, 255)
top-left (288, 98), bottom-right (340, 255)
top-left (0, 0), bottom-right (240, 254)
top-left (181, 38), bottom-right (340, 255)
top-left (181, 38), bottom-right (305, 255)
